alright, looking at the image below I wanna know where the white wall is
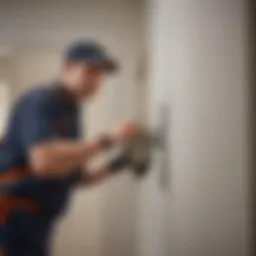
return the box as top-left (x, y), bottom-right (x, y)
top-left (0, 1), bottom-right (144, 255)
top-left (139, 0), bottom-right (251, 256)
top-left (0, 81), bottom-right (11, 137)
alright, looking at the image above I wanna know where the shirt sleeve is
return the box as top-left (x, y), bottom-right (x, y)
top-left (19, 92), bottom-right (60, 152)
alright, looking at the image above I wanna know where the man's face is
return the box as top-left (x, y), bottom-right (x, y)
top-left (63, 61), bottom-right (106, 99)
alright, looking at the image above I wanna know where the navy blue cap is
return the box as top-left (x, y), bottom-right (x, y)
top-left (65, 40), bottom-right (118, 73)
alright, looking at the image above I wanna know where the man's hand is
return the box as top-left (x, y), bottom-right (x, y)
top-left (77, 146), bottom-right (132, 187)
top-left (110, 121), bottom-right (142, 144)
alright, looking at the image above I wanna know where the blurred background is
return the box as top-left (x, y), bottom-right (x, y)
top-left (0, 0), bottom-right (255, 256)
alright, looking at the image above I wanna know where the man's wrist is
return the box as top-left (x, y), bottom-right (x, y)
top-left (98, 133), bottom-right (118, 150)
top-left (98, 135), bottom-right (114, 149)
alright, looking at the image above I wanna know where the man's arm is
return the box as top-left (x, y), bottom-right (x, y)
top-left (20, 92), bottom-right (140, 177)
top-left (29, 122), bottom-right (139, 177)
top-left (76, 147), bottom-right (132, 187)
top-left (29, 136), bottom-right (111, 176)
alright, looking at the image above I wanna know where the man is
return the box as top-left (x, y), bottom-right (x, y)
top-left (0, 40), bottom-right (142, 255)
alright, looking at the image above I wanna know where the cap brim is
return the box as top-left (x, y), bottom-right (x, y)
top-left (102, 58), bottom-right (118, 73)
top-left (84, 57), bottom-right (118, 74)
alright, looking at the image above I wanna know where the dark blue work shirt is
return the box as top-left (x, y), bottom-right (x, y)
top-left (0, 84), bottom-right (82, 255)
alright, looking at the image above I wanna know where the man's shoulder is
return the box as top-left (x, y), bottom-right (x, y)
top-left (19, 85), bottom-right (59, 107)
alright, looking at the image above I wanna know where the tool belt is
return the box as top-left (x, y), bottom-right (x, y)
top-left (0, 165), bottom-right (41, 224)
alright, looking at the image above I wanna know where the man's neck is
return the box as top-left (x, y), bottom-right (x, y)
top-left (54, 79), bottom-right (78, 103)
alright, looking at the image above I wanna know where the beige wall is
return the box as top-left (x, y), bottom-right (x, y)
top-left (0, 0), bottom-right (144, 255)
